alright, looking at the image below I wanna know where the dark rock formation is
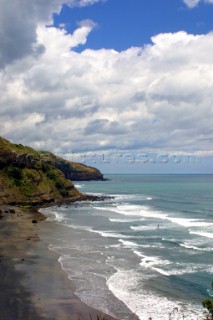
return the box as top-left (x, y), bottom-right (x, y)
top-left (40, 152), bottom-right (105, 181)
top-left (62, 165), bottom-right (104, 181)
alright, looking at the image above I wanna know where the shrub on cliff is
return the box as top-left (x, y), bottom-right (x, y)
top-left (5, 165), bottom-right (23, 186)
top-left (203, 282), bottom-right (213, 320)
top-left (6, 165), bottom-right (22, 180)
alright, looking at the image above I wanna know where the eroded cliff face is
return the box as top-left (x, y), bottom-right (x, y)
top-left (0, 137), bottom-right (81, 205)
top-left (40, 152), bottom-right (104, 181)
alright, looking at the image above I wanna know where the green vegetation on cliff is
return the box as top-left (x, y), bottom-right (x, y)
top-left (40, 151), bottom-right (104, 181)
top-left (0, 137), bottom-right (80, 205)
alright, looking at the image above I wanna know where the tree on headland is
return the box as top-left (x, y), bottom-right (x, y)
top-left (203, 281), bottom-right (213, 320)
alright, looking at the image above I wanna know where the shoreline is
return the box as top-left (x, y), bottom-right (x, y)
top-left (2, 193), bottom-right (114, 208)
top-left (0, 205), bottom-right (118, 320)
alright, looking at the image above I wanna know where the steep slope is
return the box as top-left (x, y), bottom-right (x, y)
top-left (0, 137), bottom-right (81, 205)
top-left (40, 152), bottom-right (104, 181)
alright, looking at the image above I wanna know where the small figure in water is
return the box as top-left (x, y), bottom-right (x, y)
top-left (157, 224), bottom-right (160, 229)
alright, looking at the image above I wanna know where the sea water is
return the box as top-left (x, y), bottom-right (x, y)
top-left (40, 174), bottom-right (213, 320)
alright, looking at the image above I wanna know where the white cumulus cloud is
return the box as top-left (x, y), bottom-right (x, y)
top-left (0, 28), bottom-right (213, 156)
top-left (0, 1), bottom-right (213, 160)
top-left (183, 0), bottom-right (213, 7)
top-left (0, 0), bottom-right (101, 68)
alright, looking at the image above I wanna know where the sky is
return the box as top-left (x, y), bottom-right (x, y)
top-left (0, 0), bottom-right (213, 173)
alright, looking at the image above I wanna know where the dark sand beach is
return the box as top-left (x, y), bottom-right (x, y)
top-left (0, 206), bottom-right (117, 320)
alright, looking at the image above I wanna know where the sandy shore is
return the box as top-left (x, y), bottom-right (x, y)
top-left (0, 205), bottom-right (118, 320)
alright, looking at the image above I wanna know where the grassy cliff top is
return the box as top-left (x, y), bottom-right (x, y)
top-left (0, 137), bottom-right (39, 155)
top-left (0, 137), bottom-right (81, 205)
top-left (40, 151), bottom-right (103, 175)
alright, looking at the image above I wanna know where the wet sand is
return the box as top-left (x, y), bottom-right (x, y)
top-left (0, 206), bottom-right (117, 320)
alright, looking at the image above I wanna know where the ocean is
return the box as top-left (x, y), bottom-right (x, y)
top-left (40, 174), bottom-right (213, 320)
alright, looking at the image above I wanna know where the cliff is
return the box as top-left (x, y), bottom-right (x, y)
top-left (0, 137), bottom-right (81, 205)
top-left (40, 152), bottom-right (104, 181)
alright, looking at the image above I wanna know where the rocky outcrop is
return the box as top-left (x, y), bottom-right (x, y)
top-left (40, 152), bottom-right (105, 181)
top-left (64, 169), bottom-right (103, 181)
top-left (57, 163), bottom-right (104, 181)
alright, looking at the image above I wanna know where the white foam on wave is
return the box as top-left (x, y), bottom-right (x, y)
top-left (86, 192), bottom-right (107, 196)
top-left (132, 251), bottom-right (209, 276)
top-left (162, 262), bottom-right (213, 276)
top-left (64, 223), bottom-right (141, 239)
top-left (180, 238), bottom-right (213, 252)
top-left (189, 230), bottom-right (213, 239)
top-left (133, 250), bottom-right (171, 271)
top-left (113, 194), bottom-right (147, 201)
top-left (95, 204), bottom-right (168, 220)
top-left (119, 239), bottom-right (140, 248)
top-left (95, 204), bottom-right (213, 235)
top-left (168, 217), bottom-right (213, 227)
top-left (109, 218), bottom-right (145, 223)
top-left (140, 243), bottom-right (166, 249)
top-left (108, 240), bottom-right (165, 251)
top-left (107, 269), bottom-right (202, 320)
top-left (91, 229), bottom-right (138, 239)
top-left (74, 183), bottom-right (85, 189)
top-left (130, 225), bottom-right (161, 231)
top-left (154, 266), bottom-right (196, 276)
top-left (180, 242), bottom-right (213, 252)
top-left (141, 257), bottom-right (171, 269)
top-left (39, 208), bottom-right (64, 222)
